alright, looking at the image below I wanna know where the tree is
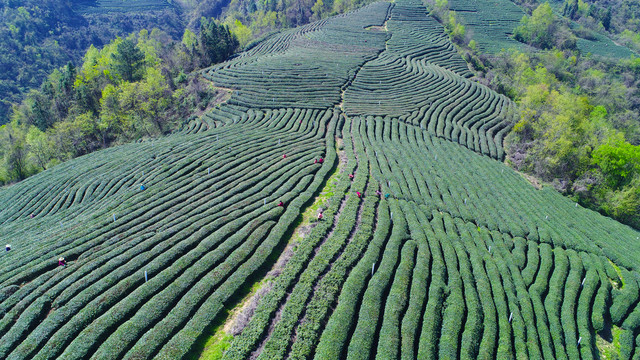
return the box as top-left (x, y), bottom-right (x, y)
top-left (0, 121), bottom-right (29, 181)
top-left (514, 3), bottom-right (557, 49)
top-left (311, 0), bottom-right (325, 20)
top-left (98, 84), bottom-right (122, 147)
top-left (26, 126), bottom-right (53, 170)
top-left (198, 18), bottom-right (239, 67)
top-left (112, 38), bottom-right (145, 82)
top-left (602, 9), bottom-right (612, 31)
top-left (592, 135), bottom-right (640, 188)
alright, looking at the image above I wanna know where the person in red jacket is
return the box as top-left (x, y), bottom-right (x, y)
top-left (278, 201), bottom-right (284, 207)
top-left (318, 158), bottom-right (324, 164)
top-left (356, 191), bottom-right (362, 198)
top-left (348, 174), bottom-right (354, 180)
top-left (314, 159), bottom-right (318, 164)
top-left (318, 212), bottom-right (323, 220)
top-left (283, 154), bottom-right (287, 159)
top-left (58, 257), bottom-right (66, 266)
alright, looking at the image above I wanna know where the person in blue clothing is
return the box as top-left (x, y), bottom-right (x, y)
top-left (140, 184), bottom-right (146, 191)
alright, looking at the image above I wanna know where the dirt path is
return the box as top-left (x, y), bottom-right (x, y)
top-left (284, 125), bottom-right (369, 359)
top-left (199, 137), bottom-right (347, 360)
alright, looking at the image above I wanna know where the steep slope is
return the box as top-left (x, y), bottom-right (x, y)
top-left (1, 0), bottom-right (640, 359)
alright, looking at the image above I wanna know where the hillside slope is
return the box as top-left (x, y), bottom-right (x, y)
top-left (1, 0), bottom-right (640, 359)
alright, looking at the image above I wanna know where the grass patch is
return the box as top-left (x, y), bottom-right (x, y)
top-left (193, 277), bottom-right (271, 360)
top-left (198, 323), bottom-right (234, 360)
top-left (609, 260), bottom-right (625, 289)
top-left (598, 325), bottom-right (622, 359)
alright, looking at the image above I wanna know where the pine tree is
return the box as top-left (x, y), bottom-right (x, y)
top-left (112, 38), bottom-right (145, 82)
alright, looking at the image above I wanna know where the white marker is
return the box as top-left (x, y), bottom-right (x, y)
top-left (509, 312), bottom-right (513, 323)
top-left (372, 262), bottom-right (375, 276)
top-left (145, 271), bottom-right (148, 282)
top-left (113, 214), bottom-right (116, 222)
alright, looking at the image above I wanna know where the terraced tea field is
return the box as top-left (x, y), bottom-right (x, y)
top-left (2, 0), bottom-right (640, 359)
top-left (448, 0), bottom-right (635, 58)
top-left (447, 0), bottom-right (526, 53)
top-left (72, 0), bottom-right (172, 13)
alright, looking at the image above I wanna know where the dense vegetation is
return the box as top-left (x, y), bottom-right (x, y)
top-left (0, 0), bottom-right (184, 124)
top-left (0, 0), bottom-right (381, 129)
top-left (2, 1), bottom-right (640, 360)
top-left (486, 50), bottom-right (640, 228)
top-left (558, 0), bottom-right (640, 53)
top-left (0, 21), bottom-right (238, 184)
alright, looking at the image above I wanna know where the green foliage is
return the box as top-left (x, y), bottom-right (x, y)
top-left (112, 38), bottom-right (146, 82)
top-left (515, 3), bottom-right (555, 48)
top-left (4, 4), bottom-right (640, 360)
top-left (0, 0), bottom-right (184, 125)
top-left (592, 135), bottom-right (640, 188)
top-left (0, 23), bottom-right (238, 185)
top-left (514, 2), bottom-right (576, 50)
top-left (489, 49), bottom-right (640, 228)
top-left (198, 18), bottom-right (239, 67)
top-left (446, 11), bottom-right (466, 44)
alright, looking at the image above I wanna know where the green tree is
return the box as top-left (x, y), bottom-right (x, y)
top-left (0, 121), bottom-right (29, 181)
top-left (515, 3), bottom-right (557, 49)
top-left (112, 38), bottom-right (145, 82)
top-left (198, 18), bottom-right (239, 67)
top-left (98, 84), bottom-right (122, 147)
top-left (592, 135), bottom-right (640, 188)
top-left (25, 126), bottom-right (53, 170)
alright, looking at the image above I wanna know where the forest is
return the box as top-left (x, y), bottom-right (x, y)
top-left (0, 20), bottom-right (237, 183)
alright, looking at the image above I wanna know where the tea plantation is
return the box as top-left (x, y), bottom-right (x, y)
top-left (2, 0), bottom-right (640, 359)
top-left (72, 0), bottom-right (172, 13)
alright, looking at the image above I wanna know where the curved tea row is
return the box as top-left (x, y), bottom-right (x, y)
top-left (0, 108), bottom-right (337, 360)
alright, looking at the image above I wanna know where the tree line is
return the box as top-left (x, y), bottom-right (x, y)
top-left (0, 20), bottom-right (238, 184)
